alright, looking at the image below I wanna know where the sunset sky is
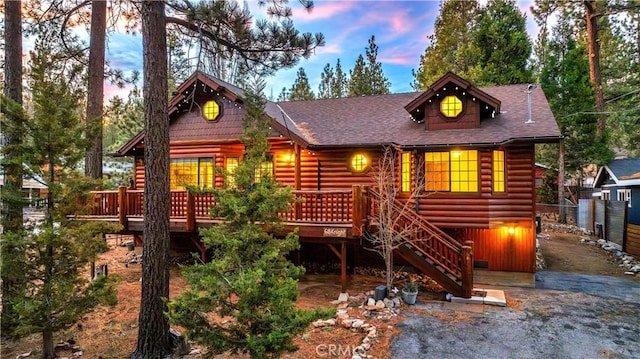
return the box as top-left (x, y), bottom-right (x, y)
top-left (103, 0), bottom-right (540, 100)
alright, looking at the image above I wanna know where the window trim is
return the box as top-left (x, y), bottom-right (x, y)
top-left (601, 190), bottom-right (611, 200)
top-left (617, 189), bottom-right (631, 207)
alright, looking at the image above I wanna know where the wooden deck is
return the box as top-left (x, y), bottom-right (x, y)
top-left (78, 185), bottom-right (473, 297)
top-left (80, 185), bottom-right (367, 238)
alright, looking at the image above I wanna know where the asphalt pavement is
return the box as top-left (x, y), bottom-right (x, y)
top-left (390, 272), bottom-right (640, 359)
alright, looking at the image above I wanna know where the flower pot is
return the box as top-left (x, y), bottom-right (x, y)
top-left (402, 288), bottom-right (418, 305)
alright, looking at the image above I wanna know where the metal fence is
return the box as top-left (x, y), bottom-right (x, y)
top-left (577, 199), bottom-right (628, 246)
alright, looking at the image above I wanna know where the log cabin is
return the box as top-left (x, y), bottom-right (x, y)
top-left (87, 71), bottom-right (561, 298)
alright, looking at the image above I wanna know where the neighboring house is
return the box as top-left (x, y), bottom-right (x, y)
top-left (85, 71), bottom-right (562, 297)
top-left (0, 170), bottom-right (48, 207)
top-left (592, 158), bottom-right (640, 255)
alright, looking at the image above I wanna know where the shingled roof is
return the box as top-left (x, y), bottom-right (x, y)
top-left (114, 72), bottom-right (562, 156)
top-left (269, 83), bottom-right (561, 149)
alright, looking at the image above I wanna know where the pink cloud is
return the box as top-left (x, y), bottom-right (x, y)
top-left (293, 1), bottom-right (357, 21)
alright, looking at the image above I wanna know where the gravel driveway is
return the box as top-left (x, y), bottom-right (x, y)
top-left (390, 272), bottom-right (640, 359)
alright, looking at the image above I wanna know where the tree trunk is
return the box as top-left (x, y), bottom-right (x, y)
top-left (84, 0), bottom-right (107, 178)
top-left (132, 1), bottom-right (171, 357)
top-left (584, 1), bottom-right (606, 139)
top-left (1, 0), bottom-right (24, 339)
top-left (558, 139), bottom-right (566, 224)
top-left (42, 328), bottom-right (55, 359)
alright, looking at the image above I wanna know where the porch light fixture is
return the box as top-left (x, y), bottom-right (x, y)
top-left (350, 153), bottom-right (369, 172)
top-left (203, 100), bottom-right (220, 121)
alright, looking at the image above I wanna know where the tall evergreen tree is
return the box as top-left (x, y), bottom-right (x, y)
top-left (349, 36), bottom-right (390, 96)
top-left (317, 63), bottom-right (334, 99)
top-left (168, 78), bottom-right (332, 358)
top-left (331, 59), bottom-right (349, 98)
top-left (538, 16), bottom-right (613, 172)
top-left (365, 36), bottom-right (391, 94)
top-left (474, 0), bottom-right (533, 85)
top-left (1, 0), bottom-right (25, 338)
top-left (413, 0), bottom-right (481, 89)
top-left (288, 67), bottom-right (315, 100)
top-left (1, 41), bottom-right (118, 359)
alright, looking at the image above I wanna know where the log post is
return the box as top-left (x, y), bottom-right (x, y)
top-left (341, 241), bottom-right (347, 292)
top-left (352, 185), bottom-right (363, 237)
top-left (118, 186), bottom-right (127, 227)
top-left (186, 191), bottom-right (196, 232)
top-left (461, 241), bottom-right (474, 298)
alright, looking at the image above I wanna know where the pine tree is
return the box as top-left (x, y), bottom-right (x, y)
top-left (413, 0), bottom-right (481, 89)
top-left (348, 54), bottom-right (370, 96)
top-left (331, 59), bottom-right (349, 98)
top-left (288, 67), bottom-right (315, 100)
top-left (0, 41), bottom-right (118, 359)
top-left (365, 36), bottom-right (391, 94)
top-left (474, 0), bottom-right (533, 85)
top-left (317, 63), bottom-right (334, 99)
top-left (349, 36), bottom-right (391, 96)
top-left (168, 78), bottom-right (332, 358)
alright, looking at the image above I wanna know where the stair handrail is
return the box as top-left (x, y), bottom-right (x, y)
top-left (367, 187), bottom-right (465, 278)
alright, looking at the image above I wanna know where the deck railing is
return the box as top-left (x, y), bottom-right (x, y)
top-left (87, 186), bottom-right (367, 234)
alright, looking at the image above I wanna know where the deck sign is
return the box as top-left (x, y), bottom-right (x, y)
top-left (323, 227), bottom-right (347, 238)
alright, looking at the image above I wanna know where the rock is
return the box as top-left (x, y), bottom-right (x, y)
top-left (597, 239), bottom-right (606, 245)
top-left (337, 292), bottom-right (350, 302)
top-left (366, 297), bottom-right (376, 306)
top-left (351, 319), bottom-right (365, 329)
top-left (375, 300), bottom-right (386, 309)
top-left (312, 320), bottom-right (326, 328)
top-left (72, 351), bottom-right (83, 357)
top-left (338, 302), bottom-right (349, 309)
top-left (325, 318), bottom-right (336, 326)
top-left (351, 355), bottom-right (362, 359)
top-left (631, 265), bottom-right (640, 272)
top-left (383, 298), bottom-right (394, 308)
top-left (392, 297), bottom-right (401, 307)
top-left (189, 348), bottom-right (202, 355)
top-left (16, 352), bottom-right (32, 359)
top-left (169, 327), bottom-right (191, 356)
top-left (341, 319), bottom-right (353, 328)
top-left (362, 342), bottom-right (372, 351)
top-left (624, 271), bottom-right (635, 275)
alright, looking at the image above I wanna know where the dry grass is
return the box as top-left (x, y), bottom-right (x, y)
top-left (0, 239), bottom-right (408, 359)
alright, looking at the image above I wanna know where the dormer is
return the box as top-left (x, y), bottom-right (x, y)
top-left (405, 72), bottom-right (501, 131)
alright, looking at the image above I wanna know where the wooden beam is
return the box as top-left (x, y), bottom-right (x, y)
top-left (118, 186), bottom-right (127, 227)
top-left (327, 243), bottom-right (341, 259)
top-left (341, 241), bottom-right (347, 292)
top-left (189, 236), bottom-right (206, 263)
top-left (186, 191), bottom-right (196, 232)
top-left (461, 241), bottom-right (474, 298)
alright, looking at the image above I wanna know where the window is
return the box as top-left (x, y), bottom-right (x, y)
top-left (401, 152), bottom-right (411, 192)
top-left (425, 152), bottom-right (450, 191)
top-left (203, 100), bottom-right (220, 121)
top-left (226, 157), bottom-right (239, 188)
top-left (601, 190), bottom-right (610, 200)
top-left (350, 153), bottom-right (369, 172)
top-left (440, 95), bottom-right (463, 118)
top-left (425, 150), bottom-right (478, 192)
top-left (617, 189), bottom-right (632, 207)
top-left (493, 150), bottom-right (505, 192)
top-left (255, 160), bottom-right (274, 182)
top-left (170, 158), bottom-right (213, 190)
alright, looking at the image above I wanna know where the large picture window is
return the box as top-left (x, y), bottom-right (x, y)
top-left (255, 159), bottom-right (274, 182)
top-left (226, 157), bottom-right (239, 188)
top-left (170, 158), bottom-right (213, 190)
top-left (425, 150), bottom-right (478, 192)
top-left (493, 150), bottom-right (505, 192)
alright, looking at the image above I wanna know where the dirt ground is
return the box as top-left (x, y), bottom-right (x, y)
top-left (2, 224), bottom-right (635, 358)
top-left (539, 230), bottom-right (637, 280)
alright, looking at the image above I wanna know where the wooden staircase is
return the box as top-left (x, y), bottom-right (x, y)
top-left (366, 189), bottom-right (473, 298)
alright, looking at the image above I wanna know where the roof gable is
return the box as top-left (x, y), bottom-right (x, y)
top-left (404, 72), bottom-right (501, 115)
top-left (594, 158), bottom-right (640, 187)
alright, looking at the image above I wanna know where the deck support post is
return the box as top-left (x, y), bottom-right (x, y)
top-left (327, 242), bottom-right (348, 292)
top-left (461, 241), bottom-right (474, 298)
top-left (186, 191), bottom-right (196, 232)
top-left (118, 186), bottom-right (127, 227)
top-left (352, 185), bottom-right (363, 237)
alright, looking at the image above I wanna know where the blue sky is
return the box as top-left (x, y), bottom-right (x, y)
top-left (104, 0), bottom-right (539, 100)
